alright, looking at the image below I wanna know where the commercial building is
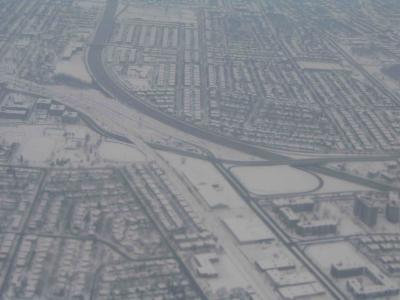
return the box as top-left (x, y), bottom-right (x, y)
top-left (0, 93), bottom-right (32, 120)
top-left (353, 196), bottom-right (379, 227)
top-left (278, 207), bottom-right (300, 227)
top-left (36, 98), bottom-right (52, 110)
top-left (331, 262), bottom-right (399, 299)
top-left (331, 262), bottom-right (365, 278)
top-left (221, 215), bottom-right (275, 244)
top-left (278, 283), bottom-right (325, 300)
top-left (386, 192), bottom-right (400, 223)
top-left (277, 205), bottom-right (337, 236)
top-left (255, 256), bottom-right (296, 272)
top-left (266, 270), bottom-right (316, 287)
top-left (273, 197), bottom-right (315, 212)
top-left (0, 109), bottom-right (28, 120)
top-left (347, 278), bottom-right (399, 300)
top-left (295, 219), bottom-right (337, 236)
top-left (49, 104), bottom-right (66, 116)
top-left (62, 111), bottom-right (79, 123)
top-left (193, 253), bottom-right (219, 278)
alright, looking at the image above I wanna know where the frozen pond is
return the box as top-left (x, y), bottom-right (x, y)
top-left (231, 165), bottom-right (320, 195)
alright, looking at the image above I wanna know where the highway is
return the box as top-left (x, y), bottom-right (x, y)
top-left (210, 158), bottom-right (349, 300)
top-left (13, 1), bottom-right (395, 299)
top-left (85, 0), bottom-right (400, 196)
top-left (149, 142), bottom-right (400, 167)
top-left (87, 0), bottom-right (288, 162)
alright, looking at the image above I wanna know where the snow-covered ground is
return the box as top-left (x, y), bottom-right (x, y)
top-left (55, 53), bottom-right (92, 84)
top-left (231, 165), bottom-right (320, 195)
top-left (0, 123), bottom-right (146, 167)
top-left (99, 141), bottom-right (145, 162)
top-left (317, 174), bottom-right (372, 193)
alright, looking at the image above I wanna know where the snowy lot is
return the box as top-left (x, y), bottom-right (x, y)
top-left (0, 123), bottom-right (145, 167)
top-left (231, 165), bottom-right (320, 195)
top-left (55, 53), bottom-right (92, 84)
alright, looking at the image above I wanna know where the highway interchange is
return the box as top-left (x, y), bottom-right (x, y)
top-left (80, 1), bottom-right (400, 299)
top-left (0, 0), bottom-right (399, 299)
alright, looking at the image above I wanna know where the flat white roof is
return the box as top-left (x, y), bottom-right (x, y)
top-left (222, 215), bottom-right (275, 244)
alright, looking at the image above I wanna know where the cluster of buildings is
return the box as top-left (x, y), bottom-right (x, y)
top-left (5, 236), bottom-right (53, 299)
top-left (0, 166), bottom-right (204, 299)
top-left (366, 160), bottom-right (400, 186)
top-left (107, 13), bottom-right (203, 120)
top-left (97, 259), bottom-right (201, 300)
top-left (357, 234), bottom-right (400, 273)
top-left (331, 261), bottom-right (399, 299)
top-left (272, 197), bottom-right (337, 237)
top-left (53, 240), bottom-right (94, 298)
top-left (0, 233), bottom-right (17, 288)
top-left (0, 166), bottom-right (42, 234)
top-left (128, 162), bottom-right (217, 252)
top-left (0, 141), bottom-right (18, 163)
top-left (0, 92), bottom-right (79, 124)
top-left (0, 0), bottom-right (101, 83)
top-left (0, 93), bottom-right (33, 120)
top-left (5, 236), bottom-right (94, 300)
top-left (202, 9), bottom-right (342, 153)
top-left (353, 192), bottom-right (400, 227)
top-left (36, 98), bottom-right (79, 123)
top-left (265, 269), bottom-right (325, 300)
top-left (30, 168), bottom-right (166, 255)
top-left (379, 255), bottom-right (400, 275)
top-left (105, 0), bottom-right (400, 154)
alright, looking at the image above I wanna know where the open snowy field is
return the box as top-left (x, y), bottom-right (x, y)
top-left (231, 165), bottom-right (320, 195)
top-left (55, 53), bottom-right (92, 84)
top-left (0, 123), bottom-right (145, 167)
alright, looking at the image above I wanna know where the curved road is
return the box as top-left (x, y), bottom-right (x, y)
top-left (84, 2), bottom-right (397, 300)
top-left (87, 0), bottom-right (287, 162)
top-left (87, 0), bottom-right (400, 182)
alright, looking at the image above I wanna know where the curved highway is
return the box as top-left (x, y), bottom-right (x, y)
top-left (87, 0), bottom-right (400, 175)
top-left (84, 2), bottom-right (398, 299)
top-left (87, 0), bottom-right (287, 162)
